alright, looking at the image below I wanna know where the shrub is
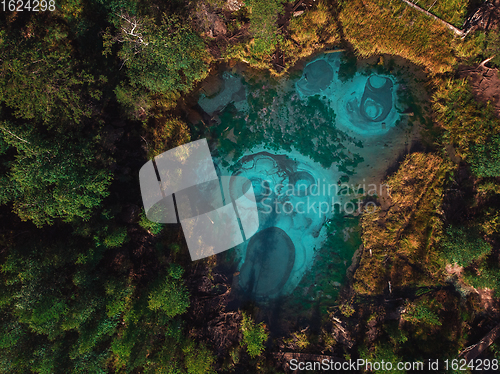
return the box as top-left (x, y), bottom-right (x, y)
top-left (402, 300), bottom-right (442, 326)
top-left (339, 303), bottom-right (355, 317)
top-left (284, 1), bottom-right (339, 67)
top-left (433, 78), bottom-right (500, 161)
top-left (240, 312), bottom-right (268, 358)
top-left (463, 265), bottom-right (500, 296)
top-left (148, 272), bottom-right (190, 318)
top-left (469, 135), bottom-right (500, 178)
top-left (440, 226), bottom-right (492, 267)
top-left (168, 264), bottom-right (184, 280)
top-left (143, 116), bottom-right (191, 159)
top-left (183, 341), bottom-right (216, 374)
top-left (104, 226), bottom-right (129, 248)
top-left (138, 210), bottom-right (163, 235)
top-left (246, 0), bottom-right (283, 60)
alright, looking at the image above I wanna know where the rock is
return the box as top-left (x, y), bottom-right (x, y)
top-left (226, 0), bottom-right (243, 12)
top-left (205, 13), bottom-right (227, 37)
top-left (195, 4), bottom-right (227, 38)
top-left (213, 18), bottom-right (227, 36)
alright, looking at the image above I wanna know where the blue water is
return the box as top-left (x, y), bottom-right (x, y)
top-left (198, 53), bottom-right (411, 303)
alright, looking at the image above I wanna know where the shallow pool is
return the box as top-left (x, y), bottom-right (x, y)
top-left (197, 53), bottom-right (415, 303)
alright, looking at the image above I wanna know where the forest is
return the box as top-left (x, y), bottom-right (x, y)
top-left (0, 0), bottom-right (500, 373)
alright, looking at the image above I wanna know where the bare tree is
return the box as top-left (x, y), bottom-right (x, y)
top-left (115, 13), bottom-right (150, 50)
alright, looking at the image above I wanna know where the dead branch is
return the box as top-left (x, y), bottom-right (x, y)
top-left (479, 55), bottom-right (496, 69)
top-left (116, 13), bottom-right (149, 46)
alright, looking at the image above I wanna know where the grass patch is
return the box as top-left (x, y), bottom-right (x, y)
top-left (354, 153), bottom-right (454, 294)
top-left (432, 77), bottom-right (500, 172)
top-left (414, 0), bottom-right (469, 28)
top-left (339, 0), bottom-right (457, 73)
top-left (282, 1), bottom-right (340, 70)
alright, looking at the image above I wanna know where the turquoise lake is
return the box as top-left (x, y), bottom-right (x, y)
top-left (195, 52), bottom-right (421, 312)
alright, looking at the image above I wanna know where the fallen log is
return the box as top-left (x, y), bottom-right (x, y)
top-left (460, 323), bottom-right (500, 361)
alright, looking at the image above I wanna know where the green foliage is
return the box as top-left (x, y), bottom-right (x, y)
top-left (402, 299), bottom-right (442, 327)
top-left (386, 322), bottom-right (408, 345)
top-left (440, 226), bottom-right (492, 267)
top-left (359, 342), bottom-right (407, 374)
top-left (284, 0), bottom-right (339, 68)
top-left (138, 210), bottom-right (163, 234)
top-left (75, 313), bottom-right (117, 356)
top-left (355, 153), bottom-right (451, 294)
top-left (0, 123), bottom-right (113, 226)
top-left (0, 4), bottom-right (215, 374)
top-left (469, 135), bottom-right (500, 178)
top-left (148, 271), bottom-right (190, 317)
top-left (111, 302), bottom-right (217, 374)
top-left (284, 331), bottom-right (310, 350)
top-left (0, 23), bottom-right (98, 126)
top-left (223, 0), bottom-right (288, 70)
top-left (114, 83), bottom-right (154, 119)
top-left (110, 272), bottom-right (193, 373)
top-left (142, 323), bottom-right (216, 374)
top-left (111, 319), bottom-right (148, 370)
top-left (321, 328), bottom-right (336, 351)
top-left (485, 30), bottom-right (500, 68)
top-left (0, 232), bottom-right (119, 371)
top-left (105, 280), bottom-right (134, 318)
top-left (113, 13), bottom-right (210, 111)
top-left (463, 264), bottom-right (500, 296)
top-left (23, 296), bottom-right (69, 339)
top-left (246, 0), bottom-right (283, 60)
top-left (168, 264), bottom-right (184, 280)
top-left (433, 78), bottom-right (500, 161)
top-left (1, 0), bottom-right (497, 370)
top-left (480, 206), bottom-right (500, 236)
top-left (453, 30), bottom-right (488, 64)
top-left (239, 312), bottom-right (268, 358)
top-left (0, 319), bottom-right (24, 350)
top-left (93, 0), bottom-right (138, 15)
top-left (339, 303), bottom-right (355, 317)
top-left (169, 243), bottom-right (182, 255)
top-left (489, 342), bottom-right (500, 360)
top-left (103, 226), bottom-right (129, 248)
top-left (183, 341), bottom-right (216, 374)
top-left (142, 116), bottom-right (191, 159)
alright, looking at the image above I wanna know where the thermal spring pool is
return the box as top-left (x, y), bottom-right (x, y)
top-left (196, 53), bottom-right (422, 307)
